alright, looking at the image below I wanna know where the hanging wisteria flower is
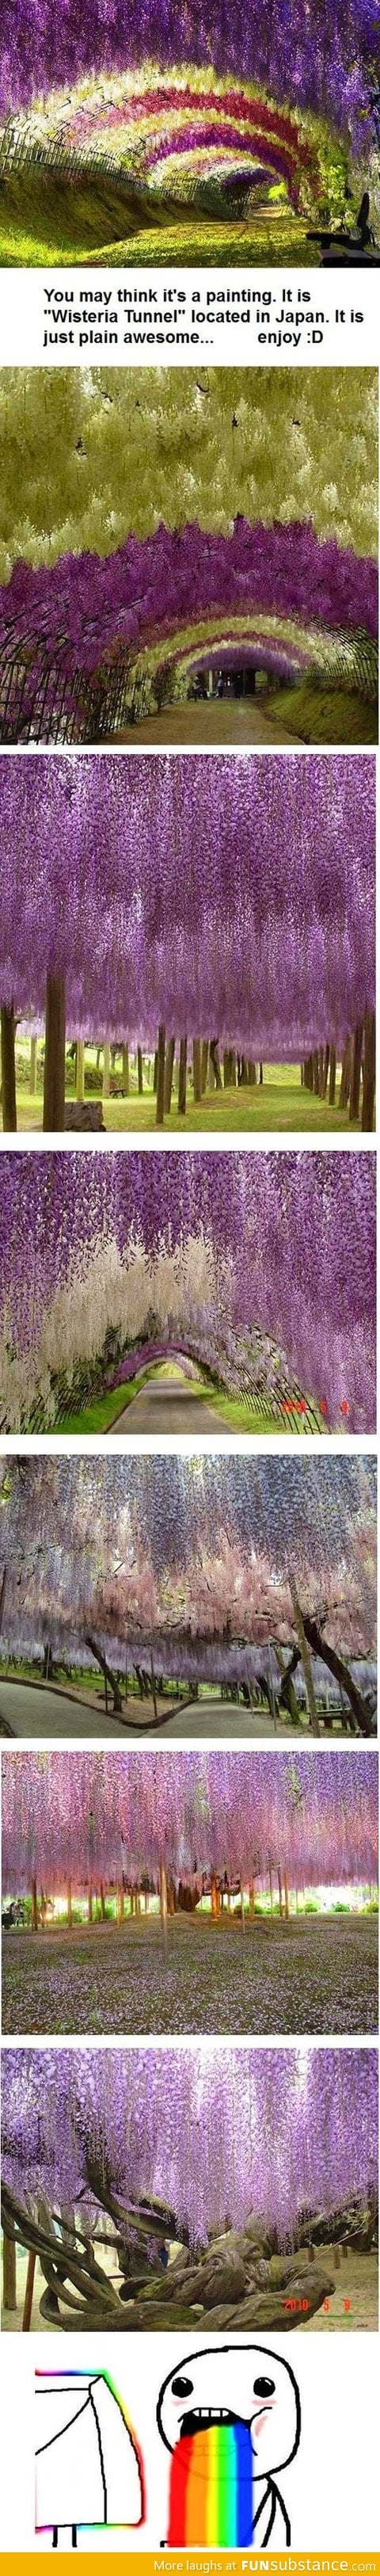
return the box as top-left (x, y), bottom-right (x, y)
top-left (0, 753), bottom-right (375, 1059)
top-left (0, 1152), bottom-right (375, 1432)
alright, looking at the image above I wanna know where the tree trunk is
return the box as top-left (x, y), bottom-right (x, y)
top-left (349, 1022), bottom-right (363, 1122)
top-left (156, 1023), bottom-right (166, 1127)
top-left (122, 1046), bottom-right (129, 1096)
top-left (100, 1881), bottom-right (106, 1921)
top-left (192, 1038), bottom-right (202, 1103)
top-left (289, 1583), bottom-right (321, 1736)
top-left (248, 1059), bottom-right (256, 1084)
top-left (159, 1862), bottom-right (168, 1949)
top-left (67, 1881), bottom-right (72, 1929)
top-left (76, 1039), bottom-right (85, 1102)
top-left (150, 1651), bottom-right (158, 1721)
top-left (1, 1004), bottom-right (17, 1131)
top-left (102, 1042), bottom-right (110, 1099)
top-left (201, 1041), bottom-right (209, 1092)
top-left (313, 1050), bottom-right (320, 1095)
top-left (3, 2229), bottom-right (17, 2311)
top-left (362, 1011), bottom-right (375, 1132)
top-left (30, 1034), bottom-right (37, 1094)
top-left (303, 1056), bottom-right (314, 1090)
top-left (22, 2248), bottom-right (36, 2331)
top-left (178, 1037), bottom-right (187, 1115)
top-left (88, 1883), bottom-right (93, 1924)
top-left (249, 1879), bottom-right (256, 1918)
top-left (277, 1868), bottom-right (283, 1918)
top-left (85, 1633), bottom-right (123, 1715)
top-left (43, 976), bottom-right (66, 1131)
top-left (321, 1046), bottom-right (329, 1098)
top-left (210, 1038), bottom-right (222, 1088)
top-left (0, 1566), bottom-right (6, 1634)
top-left (283, 1870), bottom-right (290, 1920)
top-left (164, 1037), bottom-right (175, 1115)
top-left (329, 1046), bottom-right (336, 1107)
top-left (339, 1039), bottom-right (352, 1110)
top-left (137, 1047), bottom-right (143, 1096)
top-left (32, 1877), bottom-right (38, 1932)
top-left (302, 1614), bottom-right (374, 1736)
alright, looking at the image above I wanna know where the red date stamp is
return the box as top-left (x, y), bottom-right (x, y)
top-left (280, 1399), bottom-right (350, 1417)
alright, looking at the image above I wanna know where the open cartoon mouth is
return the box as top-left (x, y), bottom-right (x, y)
top-left (180, 2408), bottom-right (244, 2435)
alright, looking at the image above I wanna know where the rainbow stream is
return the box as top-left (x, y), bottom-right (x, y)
top-left (168, 2420), bottom-right (254, 2544)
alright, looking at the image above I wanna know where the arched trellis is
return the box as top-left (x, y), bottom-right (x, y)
top-left (0, 1149), bottom-right (375, 1435)
top-left (0, 518), bottom-right (377, 746)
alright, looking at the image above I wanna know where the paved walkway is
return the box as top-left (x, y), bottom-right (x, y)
top-left (0, 1681), bottom-right (291, 1740)
top-left (111, 1379), bottom-right (232, 1435)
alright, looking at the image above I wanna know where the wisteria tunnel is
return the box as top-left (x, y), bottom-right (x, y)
top-left (0, 369), bottom-right (377, 748)
top-left (0, 2), bottom-right (378, 265)
top-left (0, 752), bottom-right (375, 1138)
top-left (0, 1454), bottom-right (376, 1738)
top-left (2, 2045), bottom-right (378, 2332)
top-left (0, 1149), bottom-right (375, 1436)
top-left (2, 1744), bottom-right (378, 2039)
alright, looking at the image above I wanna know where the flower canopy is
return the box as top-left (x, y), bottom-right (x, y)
top-left (0, 1151), bottom-right (375, 1431)
top-left (0, 370), bottom-right (376, 741)
top-left (0, 753), bottom-right (375, 1060)
top-left (2, 1747), bottom-right (378, 1895)
top-left (0, 1455), bottom-right (376, 1675)
top-left (0, 5), bottom-right (378, 263)
top-left (2, 2044), bottom-right (377, 2247)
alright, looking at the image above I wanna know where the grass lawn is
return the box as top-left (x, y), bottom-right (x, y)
top-left (0, 171), bottom-right (317, 267)
top-left (13, 1069), bottom-right (361, 1135)
top-left (272, 684), bottom-right (378, 747)
top-left (3, 1911), bottom-right (377, 2038)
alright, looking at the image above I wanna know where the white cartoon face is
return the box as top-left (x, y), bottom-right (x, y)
top-left (157, 2342), bottom-right (300, 2481)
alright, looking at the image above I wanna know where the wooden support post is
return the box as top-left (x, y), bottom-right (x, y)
top-left (122, 1046), bottom-right (129, 1095)
top-left (201, 1041), bottom-right (209, 1092)
top-left (67, 1881), bottom-right (72, 1929)
top-left (3, 2229), bottom-right (17, 2311)
top-left (192, 1039), bottom-right (202, 1103)
top-left (100, 1881), bottom-right (106, 1922)
top-left (22, 2250), bottom-right (36, 2332)
top-left (349, 1022), bottom-right (363, 1123)
top-left (249, 1879), bottom-right (256, 1918)
top-left (156, 1023), bottom-right (166, 1126)
top-left (150, 1651), bottom-right (158, 1721)
top-left (1, 1004), bottom-right (17, 1131)
top-left (362, 1011), bottom-right (375, 1132)
top-left (43, 974), bottom-right (66, 1131)
top-left (329, 1046), bottom-right (336, 1107)
top-left (283, 1870), bottom-right (290, 1920)
top-left (211, 1873), bottom-right (218, 1919)
top-left (164, 1037), bottom-right (175, 1115)
top-left (32, 1877), bottom-right (38, 1932)
top-left (277, 1867), bottom-right (283, 1917)
top-left (178, 1036), bottom-right (187, 1115)
top-left (88, 1883), bottom-right (93, 1924)
top-left (75, 1038), bottom-right (85, 1101)
top-left (137, 1047), bottom-right (143, 1095)
top-left (30, 1035), bottom-right (37, 1095)
top-left (268, 1863), bottom-right (273, 1915)
top-left (102, 1042), bottom-right (110, 1099)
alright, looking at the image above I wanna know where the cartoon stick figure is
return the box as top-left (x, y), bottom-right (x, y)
top-left (157, 2342), bottom-right (301, 2546)
top-left (35, 2369), bottom-right (144, 2549)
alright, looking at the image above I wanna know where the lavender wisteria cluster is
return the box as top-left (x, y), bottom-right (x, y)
top-left (0, 0), bottom-right (373, 133)
top-left (0, 522), bottom-right (377, 745)
top-left (2, 2045), bottom-right (377, 2249)
top-left (0, 1150), bottom-right (375, 1432)
top-left (0, 753), bottom-right (375, 1061)
top-left (2, 1747), bottom-right (377, 1897)
top-left (0, 1456), bottom-right (375, 1717)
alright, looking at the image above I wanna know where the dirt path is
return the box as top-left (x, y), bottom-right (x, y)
top-left (104, 698), bottom-right (300, 748)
